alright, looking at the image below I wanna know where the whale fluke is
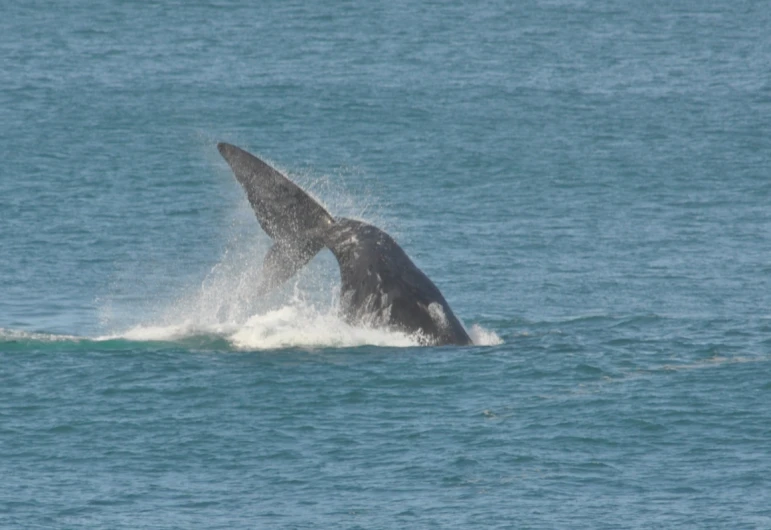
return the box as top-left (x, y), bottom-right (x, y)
top-left (217, 142), bottom-right (472, 346)
top-left (218, 142), bottom-right (333, 290)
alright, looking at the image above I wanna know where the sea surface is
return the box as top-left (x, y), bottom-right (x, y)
top-left (2, 0), bottom-right (770, 527)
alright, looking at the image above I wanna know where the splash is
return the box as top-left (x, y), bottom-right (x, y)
top-left (105, 305), bottom-right (502, 350)
top-left (100, 231), bottom-right (424, 350)
top-left (100, 252), bottom-right (502, 349)
top-left (102, 277), bottom-right (422, 349)
top-left (104, 296), bottom-right (501, 350)
top-left (96, 162), bottom-right (498, 350)
top-left (468, 324), bottom-right (503, 346)
top-left (229, 304), bottom-right (419, 350)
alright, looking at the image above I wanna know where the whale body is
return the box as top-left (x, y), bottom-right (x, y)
top-left (217, 143), bottom-right (472, 346)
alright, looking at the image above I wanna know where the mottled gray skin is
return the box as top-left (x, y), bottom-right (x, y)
top-left (217, 142), bottom-right (472, 346)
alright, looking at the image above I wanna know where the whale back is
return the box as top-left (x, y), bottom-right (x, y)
top-left (324, 218), bottom-right (472, 345)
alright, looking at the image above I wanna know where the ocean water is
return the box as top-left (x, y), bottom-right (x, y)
top-left (2, 0), bottom-right (770, 527)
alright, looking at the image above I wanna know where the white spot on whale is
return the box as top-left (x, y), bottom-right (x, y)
top-left (428, 302), bottom-right (449, 330)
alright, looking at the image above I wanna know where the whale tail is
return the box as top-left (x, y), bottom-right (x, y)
top-left (217, 142), bottom-right (334, 290)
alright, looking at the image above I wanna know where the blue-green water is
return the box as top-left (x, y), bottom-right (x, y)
top-left (2, 1), bottom-right (770, 527)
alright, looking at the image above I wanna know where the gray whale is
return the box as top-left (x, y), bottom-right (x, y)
top-left (217, 143), bottom-right (472, 346)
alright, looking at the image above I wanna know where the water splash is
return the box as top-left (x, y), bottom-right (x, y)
top-left (96, 163), bottom-right (500, 350)
top-left (229, 304), bottom-right (419, 350)
top-left (468, 324), bottom-right (503, 346)
top-left (104, 284), bottom-right (422, 350)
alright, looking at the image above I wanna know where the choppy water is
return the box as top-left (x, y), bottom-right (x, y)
top-left (2, 0), bottom-right (770, 527)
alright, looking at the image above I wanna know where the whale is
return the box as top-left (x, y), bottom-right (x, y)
top-left (217, 142), bottom-right (472, 346)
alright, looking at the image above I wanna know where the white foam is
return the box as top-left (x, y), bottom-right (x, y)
top-left (229, 304), bottom-right (418, 350)
top-left (468, 323), bottom-right (503, 346)
top-left (96, 322), bottom-right (231, 343)
top-left (98, 260), bottom-right (501, 349)
top-left (103, 301), bottom-right (419, 350)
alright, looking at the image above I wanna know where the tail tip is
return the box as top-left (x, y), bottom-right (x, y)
top-left (216, 142), bottom-right (231, 156)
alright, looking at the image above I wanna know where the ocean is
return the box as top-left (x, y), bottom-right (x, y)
top-left (1, 0), bottom-right (770, 527)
